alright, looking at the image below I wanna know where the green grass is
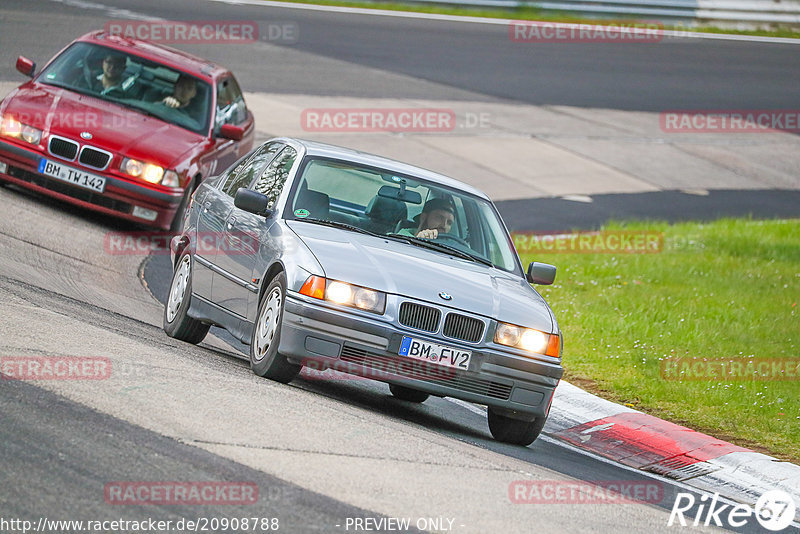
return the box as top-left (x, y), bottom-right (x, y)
top-left (516, 219), bottom-right (800, 462)
top-left (271, 0), bottom-right (800, 39)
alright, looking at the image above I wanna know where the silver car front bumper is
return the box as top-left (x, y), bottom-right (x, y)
top-left (279, 293), bottom-right (562, 420)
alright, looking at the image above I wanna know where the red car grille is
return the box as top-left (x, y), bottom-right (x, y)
top-left (48, 137), bottom-right (78, 160)
top-left (79, 146), bottom-right (111, 170)
top-left (48, 136), bottom-right (112, 170)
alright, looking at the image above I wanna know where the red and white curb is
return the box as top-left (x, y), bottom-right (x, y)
top-left (545, 381), bottom-right (800, 523)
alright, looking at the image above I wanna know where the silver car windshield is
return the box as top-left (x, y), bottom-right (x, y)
top-left (288, 157), bottom-right (521, 273)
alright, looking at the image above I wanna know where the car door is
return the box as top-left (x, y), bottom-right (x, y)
top-left (210, 142), bottom-right (284, 318)
top-left (232, 145), bottom-right (298, 322)
top-left (210, 75), bottom-right (254, 172)
top-left (191, 158), bottom-right (249, 301)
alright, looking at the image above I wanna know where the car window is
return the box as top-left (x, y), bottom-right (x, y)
top-left (288, 157), bottom-right (522, 273)
top-left (252, 146), bottom-right (297, 209)
top-left (221, 142), bottom-right (282, 197)
top-left (214, 76), bottom-right (248, 132)
top-left (38, 42), bottom-right (212, 135)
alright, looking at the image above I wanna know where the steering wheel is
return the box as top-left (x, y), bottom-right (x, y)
top-left (101, 87), bottom-right (126, 98)
top-left (435, 233), bottom-right (469, 247)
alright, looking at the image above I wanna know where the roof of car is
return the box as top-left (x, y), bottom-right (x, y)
top-left (76, 30), bottom-right (229, 80)
top-left (281, 138), bottom-right (491, 200)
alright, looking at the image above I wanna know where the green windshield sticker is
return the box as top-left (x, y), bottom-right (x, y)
top-left (294, 208), bottom-right (310, 218)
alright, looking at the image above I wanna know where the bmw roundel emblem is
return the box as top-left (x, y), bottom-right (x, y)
top-left (439, 291), bottom-right (452, 301)
top-left (80, 131), bottom-right (93, 140)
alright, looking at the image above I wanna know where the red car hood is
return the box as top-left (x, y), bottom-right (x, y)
top-left (2, 82), bottom-right (205, 168)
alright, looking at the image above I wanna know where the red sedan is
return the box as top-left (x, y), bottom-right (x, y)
top-left (0, 30), bottom-right (255, 230)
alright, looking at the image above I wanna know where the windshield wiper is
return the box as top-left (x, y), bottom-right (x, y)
top-left (300, 218), bottom-right (383, 238)
top-left (385, 234), bottom-right (493, 267)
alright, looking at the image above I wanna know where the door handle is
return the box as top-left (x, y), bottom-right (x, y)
top-left (226, 216), bottom-right (236, 230)
top-left (202, 200), bottom-right (211, 213)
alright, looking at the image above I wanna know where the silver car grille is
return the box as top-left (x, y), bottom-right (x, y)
top-left (398, 302), bottom-right (440, 333)
top-left (443, 313), bottom-right (485, 343)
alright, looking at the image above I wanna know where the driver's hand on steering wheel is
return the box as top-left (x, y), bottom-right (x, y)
top-left (416, 229), bottom-right (438, 239)
top-left (162, 96), bottom-right (181, 108)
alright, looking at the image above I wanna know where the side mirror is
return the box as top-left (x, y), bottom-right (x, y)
top-left (219, 123), bottom-right (244, 141)
top-left (527, 262), bottom-right (556, 285)
top-left (234, 188), bottom-right (272, 216)
top-left (16, 56), bottom-right (36, 78)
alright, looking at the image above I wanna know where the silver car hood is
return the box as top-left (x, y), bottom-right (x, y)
top-left (287, 221), bottom-right (554, 333)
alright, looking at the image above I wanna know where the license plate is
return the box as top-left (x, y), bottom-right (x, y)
top-left (399, 336), bottom-right (472, 370)
top-left (38, 158), bottom-right (106, 193)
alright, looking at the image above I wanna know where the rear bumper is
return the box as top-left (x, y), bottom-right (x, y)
top-left (280, 294), bottom-right (562, 420)
top-left (0, 139), bottom-right (183, 229)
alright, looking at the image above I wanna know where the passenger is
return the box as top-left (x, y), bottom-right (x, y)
top-left (90, 53), bottom-right (138, 96)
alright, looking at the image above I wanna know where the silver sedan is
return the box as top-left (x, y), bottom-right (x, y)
top-left (164, 137), bottom-right (563, 446)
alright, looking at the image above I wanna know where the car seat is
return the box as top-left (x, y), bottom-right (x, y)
top-left (365, 196), bottom-right (408, 234)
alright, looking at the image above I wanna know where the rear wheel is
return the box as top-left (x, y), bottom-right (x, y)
top-left (487, 407), bottom-right (546, 446)
top-left (389, 384), bottom-right (430, 403)
top-left (250, 272), bottom-right (301, 383)
top-left (163, 250), bottom-right (210, 344)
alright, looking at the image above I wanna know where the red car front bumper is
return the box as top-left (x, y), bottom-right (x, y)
top-left (0, 139), bottom-right (183, 230)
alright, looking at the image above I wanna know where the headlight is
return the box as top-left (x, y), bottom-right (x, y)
top-left (299, 276), bottom-right (386, 314)
top-left (0, 114), bottom-right (42, 145)
top-left (495, 322), bottom-right (560, 357)
top-left (121, 158), bottom-right (164, 184)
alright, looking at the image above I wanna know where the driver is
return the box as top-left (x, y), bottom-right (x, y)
top-left (404, 198), bottom-right (455, 239)
top-left (155, 75), bottom-right (204, 124)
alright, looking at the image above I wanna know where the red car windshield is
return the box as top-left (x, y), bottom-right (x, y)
top-left (38, 42), bottom-right (212, 135)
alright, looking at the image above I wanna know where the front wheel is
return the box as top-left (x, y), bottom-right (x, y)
top-left (169, 181), bottom-right (194, 232)
top-left (487, 407), bottom-right (546, 446)
top-left (163, 250), bottom-right (210, 344)
top-left (250, 272), bottom-right (300, 383)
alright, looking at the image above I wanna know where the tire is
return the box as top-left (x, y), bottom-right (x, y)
top-left (250, 272), bottom-right (300, 383)
top-left (487, 407), bottom-right (546, 446)
top-left (389, 383), bottom-right (430, 403)
top-left (169, 183), bottom-right (193, 233)
top-left (163, 250), bottom-right (210, 344)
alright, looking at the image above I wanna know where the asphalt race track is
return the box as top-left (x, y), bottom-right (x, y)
top-left (1, 0), bottom-right (798, 532)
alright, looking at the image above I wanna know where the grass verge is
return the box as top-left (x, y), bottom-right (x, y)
top-left (516, 218), bottom-right (800, 462)
top-left (270, 0), bottom-right (800, 39)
